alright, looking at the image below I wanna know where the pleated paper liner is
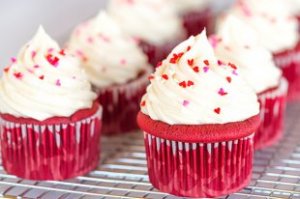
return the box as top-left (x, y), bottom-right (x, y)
top-left (0, 106), bottom-right (102, 180)
top-left (255, 78), bottom-right (288, 150)
top-left (274, 42), bottom-right (300, 101)
top-left (144, 132), bottom-right (254, 198)
top-left (182, 8), bottom-right (214, 37)
top-left (96, 67), bottom-right (152, 135)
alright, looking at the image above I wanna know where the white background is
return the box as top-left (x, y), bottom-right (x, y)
top-left (0, 0), bottom-right (233, 70)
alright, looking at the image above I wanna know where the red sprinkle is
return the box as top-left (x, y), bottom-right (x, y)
top-left (141, 100), bottom-right (146, 106)
top-left (228, 62), bottom-right (237, 70)
top-left (214, 107), bottom-right (221, 114)
top-left (170, 52), bottom-right (184, 64)
top-left (203, 60), bottom-right (209, 66)
top-left (46, 54), bottom-right (59, 67)
top-left (187, 59), bottom-right (194, 66)
top-left (193, 66), bottom-right (200, 73)
top-left (39, 75), bottom-right (45, 80)
top-left (187, 80), bottom-right (194, 86)
top-left (148, 75), bottom-right (154, 80)
top-left (217, 60), bottom-right (223, 66)
top-left (226, 76), bottom-right (232, 83)
top-left (179, 81), bottom-right (187, 88)
top-left (186, 46), bottom-right (191, 51)
top-left (162, 74), bottom-right (169, 80)
top-left (59, 49), bottom-right (65, 56)
top-left (13, 72), bottom-right (23, 79)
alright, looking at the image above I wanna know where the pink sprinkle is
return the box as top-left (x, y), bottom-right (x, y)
top-left (31, 51), bottom-right (36, 58)
top-left (232, 70), bottom-right (238, 76)
top-left (182, 100), bottom-right (190, 107)
top-left (203, 67), bottom-right (209, 73)
top-left (27, 69), bottom-right (34, 73)
top-left (48, 48), bottom-right (54, 53)
top-left (120, 59), bottom-right (127, 65)
top-left (11, 57), bottom-right (16, 63)
top-left (13, 72), bottom-right (23, 79)
top-left (34, 64), bottom-right (40, 69)
top-left (218, 88), bottom-right (228, 96)
top-left (217, 60), bottom-right (223, 66)
top-left (209, 35), bottom-right (219, 48)
top-left (56, 79), bottom-right (61, 86)
top-left (87, 36), bottom-right (94, 44)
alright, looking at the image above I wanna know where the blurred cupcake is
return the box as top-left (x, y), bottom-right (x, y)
top-left (137, 30), bottom-right (260, 198)
top-left (214, 16), bottom-right (287, 149)
top-left (227, 0), bottom-right (300, 101)
top-left (0, 27), bottom-right (102, 180)
top-left (287, 0), bottom-right (300, 31)
top-left (68, 11), bottom-right (152, 135)
top-left (107, 0), bottom-right (187, 66)
top-left (168, 0), bottom-right (214, 36)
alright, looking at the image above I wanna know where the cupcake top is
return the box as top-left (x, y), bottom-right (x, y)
top-left (107, 0), bottom-right (185, 45)
top-left (214, 15), bottom-right (282, 93)
top-left (168, 0), bottom-right (211, 15)
top-left (227, 0), bottom-right (299, 53)
top-left (0, 27), bottom-right (96, 121)
top-left (140, 30), bottom-right (259, 125)
top-left (68, 11), bottom-right (149, 88)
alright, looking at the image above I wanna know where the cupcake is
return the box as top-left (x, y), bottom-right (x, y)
top-left (107, 0), bottom-right (187, 66)
top-left (0, 27), bottom-right (102, 180)
top-left (67, 11), bottom-right (152, 135)
top-left (227, 0), bottom-right (300, 101)
top-left (167, 0), bottom-right (214, 36)
top-left (137, 30), bottom-right (260, 198)
top-left (214, 16), bottom-right (287, 149)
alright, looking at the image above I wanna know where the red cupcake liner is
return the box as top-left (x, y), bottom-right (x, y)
top-left (144, 132), bottom-right (254, 198)
top-left (182, 8), bottom-right (214, 37)
top-left (255, 79), bottom-right (288, 150)
top-left (273, 42), bottom-right (300, 101)
top-left (139, 36), bottom-right (185, 67)
top-left (96, 67), bottom-right (152, 135)
top-left (0, 107), bottom-right (102, 180)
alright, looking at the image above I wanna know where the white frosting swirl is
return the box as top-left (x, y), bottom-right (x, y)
top-left (141, 30), bottom-right (259, 125)
top-left (107, 0), bottom-right (186, 45)
top-left (288, 0), bottom-right (300, 15)
top-left (68, 11), bottom-right (150, 88)
top-left (0, 27), bottom-right (97, 121)
top-left (228, 0), bottom-right (299, 53)
top-left (167, 0), bottom-right (211, 14)
top-left (214, 15), bottom-right (282, 93)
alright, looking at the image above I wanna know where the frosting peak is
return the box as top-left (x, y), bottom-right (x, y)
top-left (68, 11), bottom-right (150, 88)
top-left (0, 26), bottom-right (96, 121)
top-left (141, 30), bottom-right (259, 125)
top-left (228, 0), bottom-right (299, 53)
top-left (214, 15), bottom-right (282, 93)
top-left (107, 0), bottom-right (185, 45)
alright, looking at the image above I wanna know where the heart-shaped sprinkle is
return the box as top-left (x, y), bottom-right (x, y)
top-left (13, 72), bottom-right (23, 79)
top-left (182, 100), bottom-right (190, 107)
top-left (226, 76), bottom-right (232, 83)
top-left (140, 100), bottom-right (146, 106)
top-left (187, 59), bottom-right (194, 66)
top-left (218, 88), bottom-right (228, 96)
top-left (214, 107), bottom-right (221, 114)
top-left (193, 66), bottom-right (200, 73)
top-left (203, 60), bottom-right (209, 66)
top-left (39, 75), bottom-right (45, 80)
top-left (187, 80), bottom-right (194, 86)
top-left (203, 66), bottom-right (209, 73)
top-left (162, 74), bottom-right (169, 80)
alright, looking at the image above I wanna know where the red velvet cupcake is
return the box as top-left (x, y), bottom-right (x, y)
top-left (168, 0), bottom-right (214, 36)
top-left (227, 0), bottom-right (300, 101)
top-left (137, 31), bottom-right (260, 198)
top-left (0, 27), bottom-right (102, 180)
top-left (107, 0), bottom-right (187, 67)
top-left (68, 12), bottom-right (152, 135)
top-left (214, 16), bottom-right (288, 149)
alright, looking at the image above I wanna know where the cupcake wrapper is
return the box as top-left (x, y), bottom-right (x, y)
top-left (0, 108), bottom-right (102, 180)
top-left (140, 37), bottom-right (185, 67)
top-left (97, 67), bottom-right (152, 135)
top-left (144, 132), bottom-right (254, 198)
top-left (182, 8), bottom-right (214, 37)
top-left (274, 44), bottom-right (300, 101)
top-left (255, 79), bottom-right (288, 150)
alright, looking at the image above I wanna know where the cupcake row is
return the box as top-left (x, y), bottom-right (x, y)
top-left (0, 0), bottom-right (300, 198)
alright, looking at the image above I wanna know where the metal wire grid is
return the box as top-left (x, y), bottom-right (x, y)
top-left (0, 103), bottom-right (300, 199)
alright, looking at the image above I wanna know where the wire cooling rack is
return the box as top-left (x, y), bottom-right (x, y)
top-left (0, 103), bottom-right (300, 199)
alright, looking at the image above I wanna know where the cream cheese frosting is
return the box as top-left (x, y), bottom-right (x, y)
top-left (167, 0), bottom-right (211, 14)
top-left (214, 15), bottom-right (282, 93)
top-left (107, 0), bottom-right (186, 45)
top-left (141, 30), bottom-right (259, 125)
top-left (68, 11), bottom-right (150, 88)
top-left (228, 0), bottom-right (299, 53)
top-left (0, 27), bottom-right (97, 121)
